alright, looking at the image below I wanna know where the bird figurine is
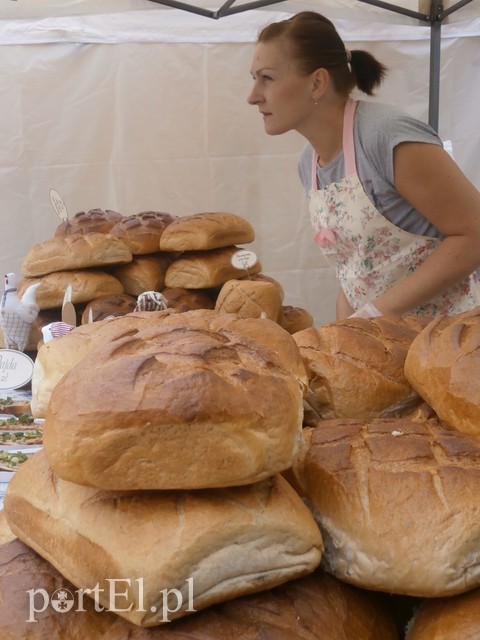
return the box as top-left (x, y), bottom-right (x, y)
top-left (134, 291), bottom-right (169, 313)
top-left (0, 272), bottom-right (41, 352)
top-left (40, 321), bottom-right (75, 344)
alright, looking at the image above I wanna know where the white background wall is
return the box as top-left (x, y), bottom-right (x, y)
top-left (1, 0), bottom-right (480, 323)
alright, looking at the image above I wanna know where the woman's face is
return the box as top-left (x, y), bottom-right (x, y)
top-left (247, 40), bottom-right (315, 136)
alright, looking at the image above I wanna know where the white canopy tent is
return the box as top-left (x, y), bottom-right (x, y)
top-left (1, 0), bottom-right (479, 323)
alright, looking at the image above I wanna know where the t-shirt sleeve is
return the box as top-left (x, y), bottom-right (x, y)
top-left (357, 103), bottom-right (443, 186)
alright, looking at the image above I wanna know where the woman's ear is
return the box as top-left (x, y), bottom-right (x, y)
top-left (311, 68), bottom-right (330, 101)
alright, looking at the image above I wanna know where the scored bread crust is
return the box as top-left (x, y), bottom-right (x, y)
top-left (4, 452), bottom-right (323, 627)
top-left (215, 279), bottom-right (283, 322)
top-left (404, 307), bottom-right (480, 440)
top-left (293, 419), bottom-right (480, 597)
top-left (293, 316), bottom-right (430, 420)
top-left (43, 310), bottom-right (307, 490)
top-left (31, 310), bottom-right (177, 418)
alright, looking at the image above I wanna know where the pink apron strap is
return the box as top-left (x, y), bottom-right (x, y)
top-left (310, 98), bottom-right (359, 188)
top-left (343, 98), bottom-right (358, 177)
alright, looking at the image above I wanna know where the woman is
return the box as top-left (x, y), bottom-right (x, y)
top-left (247, 11), bottom-right (480, 318)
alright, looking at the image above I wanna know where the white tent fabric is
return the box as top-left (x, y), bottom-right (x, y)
top-left (1, 0), bottom-right (479, 323)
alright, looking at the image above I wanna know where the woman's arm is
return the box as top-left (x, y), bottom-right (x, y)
top-left (336, 286), bottom-right (354, 319)
top-left (373, 142), bottom-right (480, 315)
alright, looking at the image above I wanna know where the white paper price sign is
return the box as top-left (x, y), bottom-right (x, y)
top-left (0, 350), bottom-right (34, 390)
top-left (49, 189), bottom-right (69, 220)
top-left (231, 249), bottom-right (258, 271)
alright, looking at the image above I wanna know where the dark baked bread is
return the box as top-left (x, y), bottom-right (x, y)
top-left (110, 211), bottom-right (176, 254)
top-left (81, 293), bottom-right (137, 323)
top-left (54, 208), bottom-right (123, 236)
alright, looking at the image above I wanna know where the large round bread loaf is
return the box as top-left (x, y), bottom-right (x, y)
top-left (292, 418), bottom-right (480, 597)
top-left (405, 307), bottom-right (480, 440)
top-left (18, 270), bottom-right (124, 310)
top-left (159, 212), bottom-right (255, 251)
top-left (293, 316), bottom-right (430, 420)
top-left (43, 310), bottom-right (307, 490)
top-left (21, 234), bottom-right (132, 277)
top-left (4, 452), bottom-right (323, 627)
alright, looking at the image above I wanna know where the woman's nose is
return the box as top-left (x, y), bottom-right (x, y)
top-left (247, 88), bottom-right (261, 105)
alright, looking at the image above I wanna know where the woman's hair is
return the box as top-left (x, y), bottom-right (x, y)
top-left (257, 11), bottom-right (387, 96)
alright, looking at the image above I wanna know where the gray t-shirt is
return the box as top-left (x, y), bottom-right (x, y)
top-left (298, 100), bottom-right (444, 238)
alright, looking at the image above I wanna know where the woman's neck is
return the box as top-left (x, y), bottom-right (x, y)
top-left (301, 99), bottom-right (347, 168)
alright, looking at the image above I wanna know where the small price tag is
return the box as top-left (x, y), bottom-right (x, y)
top-left (231, 249), bottom-right (258, 271)
top-left (0, 349), bottom-right (34, 390)
top-left (49, 189), bottom-right (69, 220)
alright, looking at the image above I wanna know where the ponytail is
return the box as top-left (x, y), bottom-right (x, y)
top-left (349, 50), bottom-right (387, 96)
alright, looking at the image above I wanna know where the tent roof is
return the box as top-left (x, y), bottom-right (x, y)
top-left (1, 0), bottom-right (478, 24)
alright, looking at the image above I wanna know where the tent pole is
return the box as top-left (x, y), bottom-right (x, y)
top-left (428, 0), bottom-right (443, 131)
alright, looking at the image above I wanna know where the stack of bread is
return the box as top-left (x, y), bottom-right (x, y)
top-left (280, 307), bottom-right (480, 637)
top-left (3, 309), bottom-right (330, 633)
top-left (5, 209), bottom-right (314, 353)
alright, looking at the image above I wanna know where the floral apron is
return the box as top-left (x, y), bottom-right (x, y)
top-left (309, 98), bottom-right (480, 315)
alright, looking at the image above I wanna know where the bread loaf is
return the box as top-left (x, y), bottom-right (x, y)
top-left (21, 234), bottom-right (132, 277)
top-left (110, 211), bottom-right (176, 255)
top-left (43, 310), bottom-right (307, 490)
top-left (4, 452), bottom-right (323, 627)
top-left (279, 305), bottom-right (314, 334)
top-left (405, 587), bottom-right (480, 639)
top-left (0, 511), bottom-right (15, 546)
top-left (159, 212), bottom-right (255, 251)
top-left (293, 316), bottom-right (430, 420)
top-left (109, 254), bottom-right (172, 296)
top-left (161, 287), bottom-right (215, 312)
top-left (18, 270), bottom-right (124, 310)
top-left (215, 278), bottom-right (283, 322)
top-left (0, 539), bottom-right (398, 639)
top-left (404, 308), bottom-right (480, 440)
top-left (54, 208), bottom-right (123, 236)
top-left (165, 246), bottom-right (261, 289)
top-left (81, 294), bottom-right (137, 323)
top-left (293, 418), bottom-right (480, 597)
